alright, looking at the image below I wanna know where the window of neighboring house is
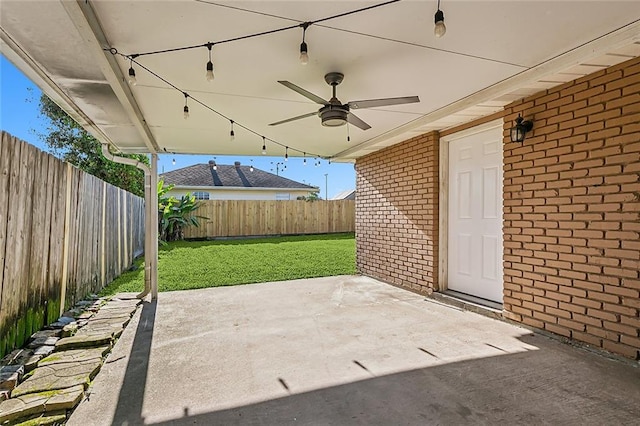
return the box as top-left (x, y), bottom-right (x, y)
top-left (192, 191), bottom-right (210, 200)
top-left (275, 193), bottom-right (291, 200)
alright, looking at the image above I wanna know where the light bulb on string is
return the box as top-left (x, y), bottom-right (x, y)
top-left (347, 123), bottom-right (351, 142)
top-left (303, 152), bottom-right (307, 166)
top-left (205, 43), bottom-right (215, 81)
top-left (183, 92), bottom-right (190, 119)
top-left (250, 160), bottom-right (254, 172)
top-left (172, 158), bottom-right (176, 166)
top-left (230, 120), bottom-right (235, 141)
top-left (299, 23), bottom-right (310, 65)
top-left (262, 137), bottom-right (267, 155)
top-left (127, 57), bottom-right (137, 85)
top-left (213, 157), bottom-right (217, 171)
top-left (434, 0), bottom-right (446, 38)
top-left (285, 147), bottom-right (289, 162)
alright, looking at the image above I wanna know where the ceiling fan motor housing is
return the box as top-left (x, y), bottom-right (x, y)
top-left (320, 104), bottom-right (349, 127)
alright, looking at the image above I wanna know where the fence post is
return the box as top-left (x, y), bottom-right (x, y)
top-left (59, 163), bottom-right (73, 316)
top-left (101, 180), bottom-right (107, 287)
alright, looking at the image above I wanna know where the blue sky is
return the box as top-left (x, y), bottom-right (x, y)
top-left (0, 55), bottom-right (355, 199)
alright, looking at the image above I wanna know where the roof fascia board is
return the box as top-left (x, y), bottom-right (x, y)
top-left (334, 20), bottom-right (640, 159)
top-left (60, 0), bottom-right (159, 153)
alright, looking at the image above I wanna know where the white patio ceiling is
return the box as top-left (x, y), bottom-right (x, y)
top-left (1, 1), bottom-right (639, 161)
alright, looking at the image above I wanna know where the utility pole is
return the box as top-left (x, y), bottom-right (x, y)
top-left (271, 161), bottom-right (285, 176)
top-left (324, 173), bottom-right (328, 200)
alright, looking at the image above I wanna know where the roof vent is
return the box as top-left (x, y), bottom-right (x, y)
top-left (234, 161), bottom-right (241, 168)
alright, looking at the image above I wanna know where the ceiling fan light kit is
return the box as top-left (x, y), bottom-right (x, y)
top-left (270, 72), bottom-right (419, 131)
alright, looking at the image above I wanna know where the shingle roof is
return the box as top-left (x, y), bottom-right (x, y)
top-left (331, 189), bottom-right (356, 200)
top-left (160, 162), bottom-right (317, 190)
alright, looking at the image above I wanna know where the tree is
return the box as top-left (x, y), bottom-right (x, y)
top-left (296, 192), bottom-right (321, 201)
top-left (38, 94), bottom-right (148, 197)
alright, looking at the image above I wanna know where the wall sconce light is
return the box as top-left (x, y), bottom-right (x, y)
top-left (511, 115), bottom-right (533, 143)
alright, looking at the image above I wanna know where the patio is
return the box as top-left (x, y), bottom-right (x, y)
top-left (68, 276), bottom-right (640, 425)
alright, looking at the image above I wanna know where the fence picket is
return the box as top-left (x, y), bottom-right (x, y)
top-left (183, 199), bottom-right (355, 239)
top-left (0, 132), bottom-right (145, 358)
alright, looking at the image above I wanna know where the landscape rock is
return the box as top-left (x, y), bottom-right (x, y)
top-left (9, 411), bottom-right (68, 426)
top-left (76, 311), bottom-right (94, 320)
top-left (55, 333), bottom-right (113, 351)
top-left (39, 346), bottom-right (110, 367)
top-left (62, 310), bottom-right (81, 320)
top-left (1, 349), bottom-right (33, 368)
top-left (62, 323), bottom-right (78, 338)
top-left (30, 330), bottom-right (61, 340)
top-left (0, 385), bottom-right (84, 423)
top-left (0, 365), bottom-right (24, 391)
top-left (24, 354), bottom-right (43, 373)
top-left (56, 317), bottom-right (76, 325)
top-left (32, 346), bottom-right (55, 358)
top-left (76, 319), bottom-right (89, 328)
top-left (11, 359), bottom-right (101, 397)
top-left (27, 336), bottom-right (59, 349)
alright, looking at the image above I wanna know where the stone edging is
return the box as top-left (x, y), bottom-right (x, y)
top-left (0, 293), bottom-right (142, 425)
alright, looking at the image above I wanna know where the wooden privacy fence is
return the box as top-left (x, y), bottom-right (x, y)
top-left (0, 132), bottom-right (145, 358)
top-left (184, 200), bottom-right (355, 239)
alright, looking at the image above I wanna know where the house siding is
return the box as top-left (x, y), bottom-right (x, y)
top-left (502, 56), bottom-right (640, 359)
top-left (166, 188), bottom-right (314, 201)
top-left (355, 56), bottom-right (639, 359)
top-left (355, 132), bottom-right (439, 294)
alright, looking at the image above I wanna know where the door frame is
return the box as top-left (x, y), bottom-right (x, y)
top-left (438, 120), bottom-right (503, 294)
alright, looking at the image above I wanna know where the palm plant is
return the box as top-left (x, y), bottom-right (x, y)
top-left (158, 180), bottom-right (206, 242)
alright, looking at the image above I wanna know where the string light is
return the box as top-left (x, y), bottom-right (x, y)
top-left (250, 159), bottom-right (254, 172)
top-left (230, 120), bottom-right (235, 141)
top-left (172, 158), bottom-right (176, 165)
top-left (183, 92), bottom-right (190, 119)
top-left (213, 157), bottom-right (217, 171)
top-left (285, 147), bottom-right (289, 161)
top-left (205, 43), bottom-right (215, 81)
top-left (299, 22), bottom-right (310, 65)
top-left (113, 51), bottom-right (325, 161)
top-left (434, 0), bottom-right (446, 38)
top-left (303, 152), bottom-right (307, 166)
top-left (127, 57), bottom-right (137, 85)
top-left (347, 123), bottom-right (351, 142)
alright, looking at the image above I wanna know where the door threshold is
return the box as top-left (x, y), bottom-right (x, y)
top-left (427, 290), bottom-right (503, 319)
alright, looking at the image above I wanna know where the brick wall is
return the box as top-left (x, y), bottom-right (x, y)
top-left (355, 132), bottom-right (439, 294)
top-left (502, 56), bottom-right (640, 359)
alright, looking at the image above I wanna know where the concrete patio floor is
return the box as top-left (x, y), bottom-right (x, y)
top-left (68, 275), bottom-right (640, 425)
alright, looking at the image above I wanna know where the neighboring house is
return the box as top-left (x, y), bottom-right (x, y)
top-left (331, 190), bottom-right (356, 200)
top-left (160, 161), bottom-right (318, 201)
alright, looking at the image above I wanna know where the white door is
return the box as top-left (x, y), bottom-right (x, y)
top-left (447, 125), bottom-right (503, 303)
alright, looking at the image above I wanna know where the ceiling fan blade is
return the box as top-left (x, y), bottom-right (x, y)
top-left (269, 111), bottom-right (318, 126)
top-left (347, 112), bottom-right (371, 131)
top-left (348, 96), bottom-right (420, 109)
top-left (278, 81), bottom-right (328, 105)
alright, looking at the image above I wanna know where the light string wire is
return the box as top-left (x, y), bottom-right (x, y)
top-left (129, 0), bottom-right (401, 58)
top-left (106, 1), bottom-right (405, 159)
top-left (108, 48), bottom-right (325, 159)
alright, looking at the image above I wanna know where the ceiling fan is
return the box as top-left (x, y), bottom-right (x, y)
top-left (269, 72), bottom-right (420, 131)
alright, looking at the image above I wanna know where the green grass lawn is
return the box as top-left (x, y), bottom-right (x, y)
top-left (100, 233), bottom-right (355, 295)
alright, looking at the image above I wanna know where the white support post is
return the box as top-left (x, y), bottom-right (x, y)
top-left (150, 153), bottom-right (159, 300)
